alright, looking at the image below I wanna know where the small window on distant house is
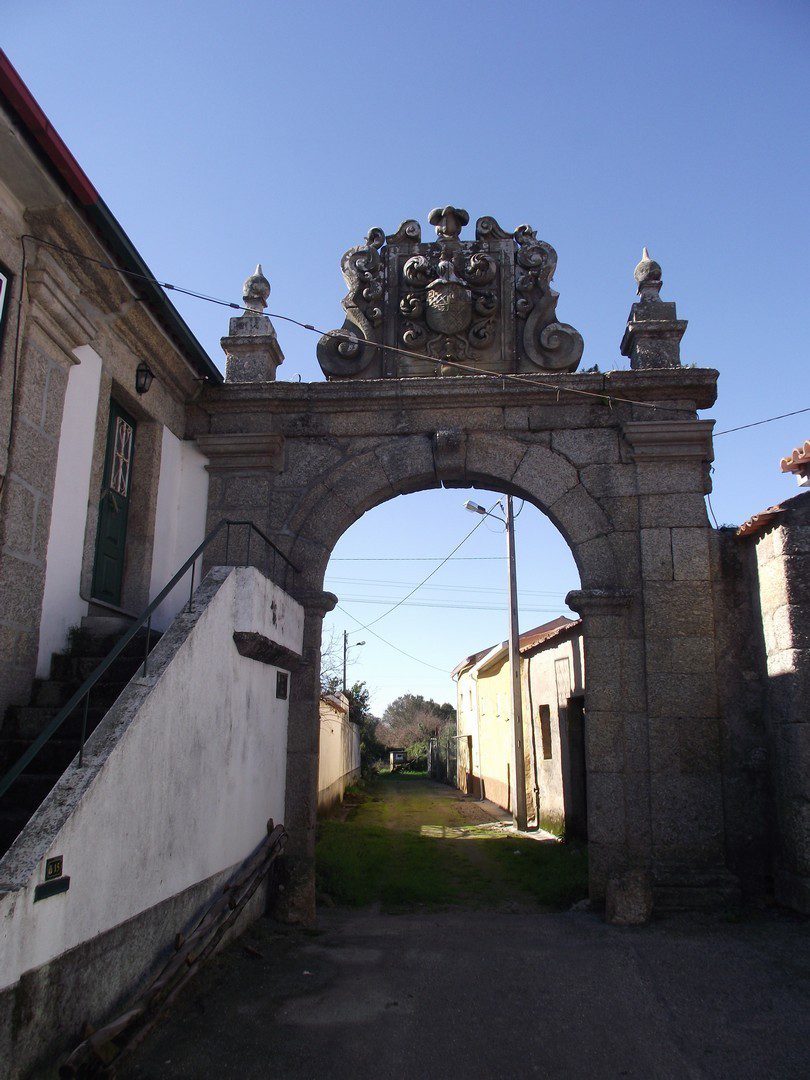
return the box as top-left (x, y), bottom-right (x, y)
top-left (276, 672), bottom-right (289, 700)
top-left (539, 705), bottom-right (553, 759)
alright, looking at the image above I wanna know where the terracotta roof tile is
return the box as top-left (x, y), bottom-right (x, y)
top-left (780, 440), bottom-right (810, 474)
top-left (519, 617), bottom-right (582, 654)
top-left (736, 504), bottom-right (786, 538)
top-left (453, 616), bottom-right (581, 676)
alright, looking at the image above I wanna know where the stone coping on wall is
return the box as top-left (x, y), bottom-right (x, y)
top-left (197, 368), bottom-right (719, 413)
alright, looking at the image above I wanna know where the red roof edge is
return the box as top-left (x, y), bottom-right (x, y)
top-left (0, 49), bottom-right (98, 207)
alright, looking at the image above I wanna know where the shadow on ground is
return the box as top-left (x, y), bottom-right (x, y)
top-left (120, 775), bottom-right (810, 1080)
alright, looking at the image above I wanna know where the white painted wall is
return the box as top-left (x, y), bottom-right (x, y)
top-left (0, 566), bottom-right (303, 991)
top-left (148, 430), bottom-right (210, 630)
top-left (36, 345), bottom-right (102, 675)
top-left (523, 632), bottom-right (585, 830)
top-left (317, 693), bottom-right (360, 810)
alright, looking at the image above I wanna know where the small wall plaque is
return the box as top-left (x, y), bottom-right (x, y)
top-left (45, 856), bottom-right (63, 880)
top-left (276, 671), bottom-right (289, 700)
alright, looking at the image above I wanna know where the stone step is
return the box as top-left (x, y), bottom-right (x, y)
top-left (3, 704), bottom-right (109, 742)
top-left (0, 737), bottom-right (78, 774)
top-left (31, 677), bottom-right (127, 709)
top-left (80, 613), bottom-right (137, 640)
top-left (58, 626), bottom-right (162, 662)
top-left (49, 652), bottom-right (148, 684)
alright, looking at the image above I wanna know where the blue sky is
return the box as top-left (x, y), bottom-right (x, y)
top-left (6, 1), bottom-right (808, 713)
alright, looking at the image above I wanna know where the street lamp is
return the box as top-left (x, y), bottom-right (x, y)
top-left (343, 630), bottom-right (365, 693)
top-left (464, 495), bottom-right (528, 830)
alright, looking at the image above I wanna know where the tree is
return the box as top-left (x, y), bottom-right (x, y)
top-left (319, 629), bottom-right (342, 694)
top-left (379, 694), bottom-right (457, 761)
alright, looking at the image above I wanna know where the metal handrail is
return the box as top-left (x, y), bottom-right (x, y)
top-left (0, 520), bottom-right (299, 800)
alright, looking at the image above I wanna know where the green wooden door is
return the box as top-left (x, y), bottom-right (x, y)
top-left (91, 401), bottom-right (136, 606)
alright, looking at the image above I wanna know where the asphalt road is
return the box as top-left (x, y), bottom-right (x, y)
top-left (122, 905), bottom-right (810, 1080)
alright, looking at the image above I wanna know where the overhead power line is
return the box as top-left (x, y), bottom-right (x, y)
top-left (18, 234), bottom-right (807, 433)
top-left (336, 605), bottom-right (450, 673)
top-left (713, 408), bottom-right (810, 436)
top-left (326, 575), bottom-right (568, 597)
top-left (329, 556), bottom-right (506, 562)
top-left (345, 497), bottom-right (502, 635)
top-left (340, 597), bottom-right (568, 613)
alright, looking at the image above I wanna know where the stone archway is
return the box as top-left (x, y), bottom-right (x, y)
top-left (196, 369), bottom-right (732, 921)
top-left (196, 207), bottom-right (738, 918)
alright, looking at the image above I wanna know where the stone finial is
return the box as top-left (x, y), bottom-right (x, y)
top-left (634, 247), bottom-right (663, 300)
top-left (242, 263), bottom-right (271, 313)
top-left (620, 246), bottom-right (687, 370)
top-left (428, 206), bottom-right (469, 242)
top-left (222, 263), bottom-right (284, 382)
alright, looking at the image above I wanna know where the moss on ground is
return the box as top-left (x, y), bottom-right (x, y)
top-left (316, 773), bottom-right (587, 912)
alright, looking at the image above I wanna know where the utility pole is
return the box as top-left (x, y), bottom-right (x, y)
top-left (463, 496), bottom-right (528, 829)
top-left (342, 630), bottom-right (365, 693)
top-left (505, 495), bottom-right (528, 830)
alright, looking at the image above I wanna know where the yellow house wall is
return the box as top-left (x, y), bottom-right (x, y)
top-left (456, 631), bottom-right (585, 829)
top-left (457, 652), bottom-right (517, 813)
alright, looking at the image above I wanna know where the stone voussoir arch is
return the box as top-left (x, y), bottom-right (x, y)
top-left (286, 431), bottom-right (621, 595)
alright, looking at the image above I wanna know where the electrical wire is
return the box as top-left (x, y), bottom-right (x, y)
top-left (339, 600), bottom-right (565, 617)
top-left (713, 408), bottom-right (810, 437)
top-left (346, 497), bottom-right (502, 634)
top-left (3, 235), bottom-right (726, 420)
top-left (329, 555), bottom-right (506, 562)
top-left (7, 233), bottom-right (806, 505)
top-left (326, 575), bottom-right (567, 596)
top-left (336, 604), bottom-right (450, 673)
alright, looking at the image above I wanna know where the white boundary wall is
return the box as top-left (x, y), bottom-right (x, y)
top-left (36, 345), bottom-right (102, 675)
top-left (0, 566), bottom-right (303, 993)
top-left (149, 430), bottom-right (210, 630)
top-left (317, 693), bottom-right (360, 810)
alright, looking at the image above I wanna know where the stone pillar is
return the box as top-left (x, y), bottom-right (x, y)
top-left (195, 432), bottom-right (285, 575)
top-left (566, 588), bottom-right (648, 903)
top-left (0, 254), bottom-right (96, 721)
top-left (751, 505), bottom-right (810, 913)
top-left (624, 418), bottom-right (739, 907)
top-left (620, 249), bottom-right (687, 370)
top-left (221, 265), bottom-right (284, 383)
top-left (277, 588), bottom-right (337, 924)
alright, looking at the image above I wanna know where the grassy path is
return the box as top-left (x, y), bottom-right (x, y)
top-left (316, 772), bottom-right (587, 911)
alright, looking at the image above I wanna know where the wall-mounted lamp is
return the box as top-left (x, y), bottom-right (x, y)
top-left (135, 360), bottom-right (155, 395)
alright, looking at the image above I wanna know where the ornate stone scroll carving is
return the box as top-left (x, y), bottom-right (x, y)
top-left (513, 226), bottom-right (583, 372)
top-left (316, 206), bottom-right (583, 379)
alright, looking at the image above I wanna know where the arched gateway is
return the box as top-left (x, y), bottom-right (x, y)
top-left (194, 209), bottom-right (735, 920)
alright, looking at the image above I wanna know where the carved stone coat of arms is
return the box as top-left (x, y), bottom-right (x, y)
top-left (317, 205), bottom-right (583, 379)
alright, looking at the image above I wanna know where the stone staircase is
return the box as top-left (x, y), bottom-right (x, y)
top-left (0, 616), bottom-right (162, 857)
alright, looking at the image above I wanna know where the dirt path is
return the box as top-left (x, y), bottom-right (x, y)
top-left (316, 773), bottom-right (588, 911)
